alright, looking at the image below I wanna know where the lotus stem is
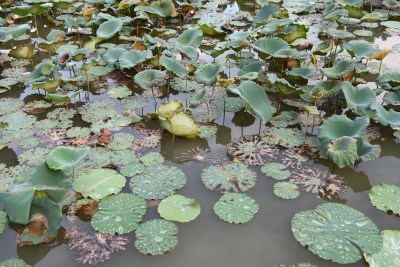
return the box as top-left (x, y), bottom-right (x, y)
top-left (210, 84), bottom-right (215, 103)
top-left (258, 119), bottom-right (262, 135)
top-left (151, 86), bottom-right (157, 112)
top-left (334, 95), bottom-right (339, 114)
top-left (185, 70), bottom-right (188, 110)
top-left (33, 15), bottom-right (39, 37)
top-left (311, 115), bottom-right (316, 135)
top-left (278, 93), bottom-right (282, 112)
top-left (378, 60), bottom-right (383, 74)
top-left (30, 58), bottom-right (35, 69)
top-left (305, 112), bottom-right (309, 135)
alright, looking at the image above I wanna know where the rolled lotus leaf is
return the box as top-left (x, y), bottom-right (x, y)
top-left (169, 112), bottom-right (200, 139)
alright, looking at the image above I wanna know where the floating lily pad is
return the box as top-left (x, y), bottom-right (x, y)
top-left (0, 258), bottom-right (31, 267)
top-left (273, 182), bottom-right (300, 199)
top-left (107, 133), bottom-right (135, 150)
top-left (213, 193), bottom-right (259, 224)
top-left (0, 210), bottom-right (7, 234)
top-left (91, 193), bottom-right (147, 234)
top-left (261, 127), bottom-right (305, 147)
top-left (261, 163), bottom-right (291, 180)
top-left (158, 195), bottom-right (201, 223)
top-left (120, 163), bottom-right (146, 177)
top-left (140, 152), bottom-right (165, 166)
top-left (135, 219), bottom-right (178, 255)
top-left (364, 230), bottom-right (400, 267)
top-left (107, 86), bottom-right (132, 99)
top-left (369, 183), bottom-right (400, 215)
top-left (291, 203), bottom-right (382, 264)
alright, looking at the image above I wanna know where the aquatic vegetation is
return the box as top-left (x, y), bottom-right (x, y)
top-left (261, 127), bottom-right (306, 148)
top-left (0, 210), bottom-right (7, 234)
top-left (261, 163), bottom-right (291, 180)
top-left (178, 147), bottom-right (223, 164)
top-left (158, 195), bottom-right (201, 223)
top-left (133, 128), bottom-right (163, 149)
top-left (0, 258), bottom-right (31, 267)
top-left (273, 182), bottom-right (300, 200)
top-left (364, 230), bottom-right (400, 267)
top-left (369, 183), bottom-right (400, 215)
top-left (213, 193), bottom-right (259, 224)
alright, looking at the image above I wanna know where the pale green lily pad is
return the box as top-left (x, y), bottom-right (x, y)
top-left (327, 136), bottom-right (358, 168)
top-left (0, 98), bottom-right (24, 116)
top-left (135, 219), bottom-right (178, 255)
top-left (199, 125), bottom-right (218, 139)
top-left (107, 86), bottom-right (132, 99)
top-left (107, 133), bottom-right (135, 150)
top-left (0, 210), bottom-right (7, 234)
top-left (364, 230), bottom-right (400, 267)
top-left (370, 102), bottom-right (400, 129)
top-left (261, 163), bottom-right (291, 180)
top-left (216, 97), bottom-right (244, 112)
top-left (121, 95), bottom-right (148, 110)
top-left (120, 163), bottom-right (146, 177)
top-left (19, 137), bottom-right (39, 149)
top-left (321, 60), bottom-right (354, 79)
top-left (0, 258), bottom-right (31, 267)
top-left (140, 152), bottom-right (165, 166)
top-left (270, 111), bottom-right (299, 128)
top-left (130, 165), bottom-right (187, 200)
top-left (73, 168), bottom-right (126, 200)
top-left (201, 162), bottom-right (257, 192)
top-left (18, 147), bottom-right (50, 167)
top-left (273, 182), bottom-right (300, 199)
top-left (261, 127), bottom-right (305, 147)
top-left (213, 193), bottom-right (259, 224)
top-left (0, 112), bottom-right (36, 131)
top-left (369, 183), bottom-right (400, 215)
top-left (91, 193), bottom-right (147, 234)
top-left (158, 195), bottom-right (201, 223)
top-left (66, 127), bottom-right (91, 138)
top-left (342, 82), bottom-right (375, 114)
top-left (291, 203), bottom-right (382, 264)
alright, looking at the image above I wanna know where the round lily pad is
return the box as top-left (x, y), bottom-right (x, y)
top-left (91, 193), bottom-right (147, 234)
top-left (73, 168), bottom-right (126, 200)
top-left (201, 162), bottom-right (257, 192)
top-left (0, 210), bottom-right (7, 234)
top-left (364, 230), bottom-right (400, 267)
top-left (120, 163), bottom-right (146, 177)
top-left (213, 193), bottom-right (259, 224)
top-left (107, 133), bottom-right (135, 151)
top-left (107, 86), bottom-right (132, 99)
top-left (291, 203), bottom-right (382, 264)
top-left (261, 163), bottom-right (291, 180)
top-left (130, 165), bottom-right (187, 200)
top-left (273, 182), bottom-right (300, 199)
top-left (261, 127), bottom-right (305, 147)
top-left (140, 152), bottom-right (165, 166)
top-left (19, 137), bottom-right (39, 149)
top-left (369, 183), bottom-right (400, 215)
top-left (158, 195), bottom-right (201, 223)
top-left (135, 219), bottom-right (178, 255)
top-left (0, 258), bottom-right (31, 267)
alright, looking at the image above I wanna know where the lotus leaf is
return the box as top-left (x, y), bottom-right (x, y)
top-left (9, 44), bottom-right (34, 59)
top-left (194, 64), bottom-right (223, 85)
top-left (130, 165), bottom-right (187, 200)
top-left (107, 133), bottom-right (135, 150)
top-left (291, 203), bottom-right (382, 264)
top-left (164, 112), bottom-right (201, 139)
top-left (216, 97), bottom-right (244, 112)
top-left (237, 61), bottom-right (268, 77)
top-left (326, 28), bottom-right (355, 39)
top-left (120, 163), bottom-right (146, 177)
top-left (342, 82), bottom-right (375, 114)
top-left (134, 69), bottom-right (166, 90)
top-left (343, 40), bottom-right (378, 59)
top-left (364, 230), bottom-right (400, 267)
top-left (0, 98), bottom-right (24, 116)
top-left (370, 102), bottom-right (400, 128)
top-left (140, 152), bottom-right (165, 166)
top-left (357, 137), bottom-right (380, 161)
top-left (252, 4), bottom-right (280, 25)
top-left (369, 183), bottom-right (400, 214)
top-left (0, 258), bottom-right (31, 267)
top-left (201, 162), bottom-right (257, 192)
top-left (377, 70), bottom-right (400, 88)
top-left (97, 19), bottom-right (123, 39)
top-left (158, 195), bottom-right (201, 223)
top-left (103, 47), bottom-right (126, 65)
top-left (158, 99), bottom-right (184, 119)
top-left (286, 68), bottom-right (315, 80)
top-left (159, 55), bottom-right (186, 78)
top-left (321, 60), bottom-right (354, 79)
top-left (73, 168), bottom-right (126, 200)
top-left (119, 50), bottom-right (152, 70)
top-left (381, 21), bottom-right (400, 29)
top-left (270, 111), bottom-right (299, 127)
top-left (261, 163), bottom-right (291, 180)
top-left (273, 182), bottom-right (300, 199)
top-left (0, 112), bottom-right (36, 131)
top-left (261, 127), bottom-right (305, 147)
top-left (178, 27), bottom-right (203, 48)
top-left (253, 37), bottom-right (290, 56)
top-left (327, 136), bottom-right (358, 168)
top-left (46, 146), bottom-right (90, 173)
top-left (151, 0), bottom-right (175, 17)
top-left (91, 193), bottom-right (146, 234)
top-left (135, 219), bottom-right (178, 255)
top-left (213, 193), bottom-right (259, 224)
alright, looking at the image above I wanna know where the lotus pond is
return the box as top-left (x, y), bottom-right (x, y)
top-left (1, 0), bottom-right (400, 266)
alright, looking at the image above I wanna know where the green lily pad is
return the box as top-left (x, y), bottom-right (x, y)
top-left (273, 182), bottom-right (300, 199)
top-left (107, 86), bottom-right (132, 99)
top-left (120, 163), bottom-right (146, 177)
top-left (135, 219), bottom-right (178, 255)
top-left (0, 258), bottom-right (31, 267)
top-left (369, 183), bottom-right (400, 215)
top-left (119, 50), bottom-right (152, 70)
top-left (46, 146), bottom-right (90, 173)
top-left (364, 230), bottom-right (400, 267)
top-left (91, 193), bottom-right (147, 234)
top-left (107, 133), bottom-right (135, 150)
top-left (158, 195), bottom-right (201, 223)
top-left (140, 152), bottom-right (165, 166)
top-left (73, 168), bottom-right (126, 200)
top-left (159, 55), bottom-right (186, 78)
top-left (252, 37), bottom-right (290, 56)
top-left (213, 193), bottom-right (259, 224)
top-left (0, 210), bottom-right (7, 234)
top-left (291, 203), bottom-right (382, 264)
top-left (270, 111), bottom-right (299, 128)
top-left (261, 163), bottom-right (291, 180)
top-left (261, 127), bottom-right (305, 148)
top-left (216, 97), bottom-right (244, 112)
top-left (201, 162), bottom-right (257, 192)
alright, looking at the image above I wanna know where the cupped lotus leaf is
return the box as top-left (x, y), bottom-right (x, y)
top-left (130, 165), bottom-right (187, 200)
top-left (158, 99), bottom-right (184, 119)
top-left (158, 195), bottom-right (201, 223)
top-left (167, 112), bottom-right (201, 139)
top-left (252, 4), bottom-right (280, 25)
top-left (261, 163), bottom-right (291, 180)
top-left (0, 210), bottom-right (7, 234)
top-left (321, 60), bottom-right (354, 79)
top-left (151, 0), bottom-right (175, 17)
top-left (178, 27), bottom-right (203, 48)
top-left (96, 19), bottom-right (123, 39)
top-left (134, 69), bottom-right (166, 90)
top-left (312, 80), bottom-right (342, 98)
top-left (286, 68), bottom-right (314, 80)
top-left (135, 219), bottom-right (178, 255)
top-left (261, 127), bottom-right (305, 148)
top-left (9, 44), bottom-right (34, 59)
top-left (91, 193), bottom-right (146, 234)
top-left (174, 42), bottom-right (199, 61)
top-left (119, 50), bottom-right (152, 70)
top-left (201, 162), bottom-right (257, 192)
top-left (213, 193), bottom-right (259, 224)
top-left (383, 90), bottom-right (400, 105)
top-left (327, 136), bottom-right (358, 168)
top-left (28, 196), bottom-right (62, 234)
top-left (342, 81), bottom-right (375, 114)
top-left (343, 40), bottom-right (378, 60)
top-left (364, 230), bottom-right (400, 267)
top-left (87, 65), bottom-right (113, 77)
top-left (46, 146), bottom-right (90, 172)
top-left (73, 168), bottom-right (126, 200)
top-left (291, 203), bottom-right (382, 264)
top-left (377, 70), bottom-right (400, 88)
top-left (107, 86), bottom-right (132, 99)
top-left (369, 183), bottom-right (400, 214)
top-left (252, 37), bottom-right (290, 56)
top-left (326, 28), bottom-right (355, 39)
top-left (267, 74), bottom-right (297, 94)
top-left (230, 81), bottom-right (276, 123)
top-left (0, 258), bottom-right (31, 267)
top-left (370, 102), bottom-right (400, 128)
top-left (194, 64), bottom-right (223, 85)
top-left (273, 182), bottom-right (300, 199)
top-left (159, 55), bottom-right (186, 78)
top-left (237, 61), bottom-right (269, 76)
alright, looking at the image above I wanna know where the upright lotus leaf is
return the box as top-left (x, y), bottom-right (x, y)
top-left (237, 61), bottom-right (269, 77)
top-left (267, 74), bottom-right (297, 95)
top-left (291, 203), bottom-right (382, 264)
top-left (230, 81), bottom-right (276, 123)
top-left (9, 44), bottom-right (35, 59)
top-left (357, 137), bottom-right (381, 161)
top-left (194, 64), bottom-right (223, 85)
top-left (318, 115), bottom-right (369, 155)
top-left (0, 258), bottom-right (31, 267)
top-left (96, 18), bottom-right (123, 39)
top-left (261, 163), bottom-right (291, 180)
top-left (285, 68), bottom-right (315, 80)
top-left (134, 6), bottom-right (163, 17)
top-left (135, 219), bottom-right (178, 255)
top-left (159, 55), bottom-right (186, 78)
top-left (103, 47), bottom-right (126, 65)
top-left (364, 230), bottom-right (400, 267)
top-left (119, 50), bottom-right (152, 69)
top-left (201, 162), bottom-right (257, 192)
top-left (130, 165), bottom-right (187, 200)
top-left (370, 102), bottom-right (400, 128)
top-left (324, 9), bottom-right (349, 21)
top-left (273, 182), bottom-right (300, 199)
top-left (169, 112), bottom-right (201, 139)
top-left (377, 70), bottom-right (400, 88)
top-left (151, 0), bottom-right (175, 17)
top-left (369, 183), bottom-right (400, 214)
top-left (91, 193), bottom-right (147, 234)
top-left (134, 69), bottom-right (166, 90)
top-left (343, 40), bottom-right (378, 60)
top-left (252, 37), bottom-right (290, 56)
top-left (312, 80), bottom-right (343, 98)
top-left (29, 196), bottom-right (62, 234)
top-left (0, 210), bottom-right (7, 234)
top-left (327, 136), bottom-right (358, 168)
top-left (213, 193), bottom-right (259, 224)
top-left (342, 81), bottom-right (375, 114)
top-left (73, 168), bottom-right (126, 200)
top-left (46, 146), bottom-right (90, 173)
top-left (321, 60), bottom-right (354, 79)
top-left (158, 195), bottom-right (201, 223)
top-left (158, 99), bottom-right (184, 119)
top-left (178, 27), bottom-right (203, 48)
top-left (252, 4), bottom-right (280, 25)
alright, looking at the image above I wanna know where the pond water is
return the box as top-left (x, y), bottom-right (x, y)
top-left (1, 0), bottom-right (400, 267)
